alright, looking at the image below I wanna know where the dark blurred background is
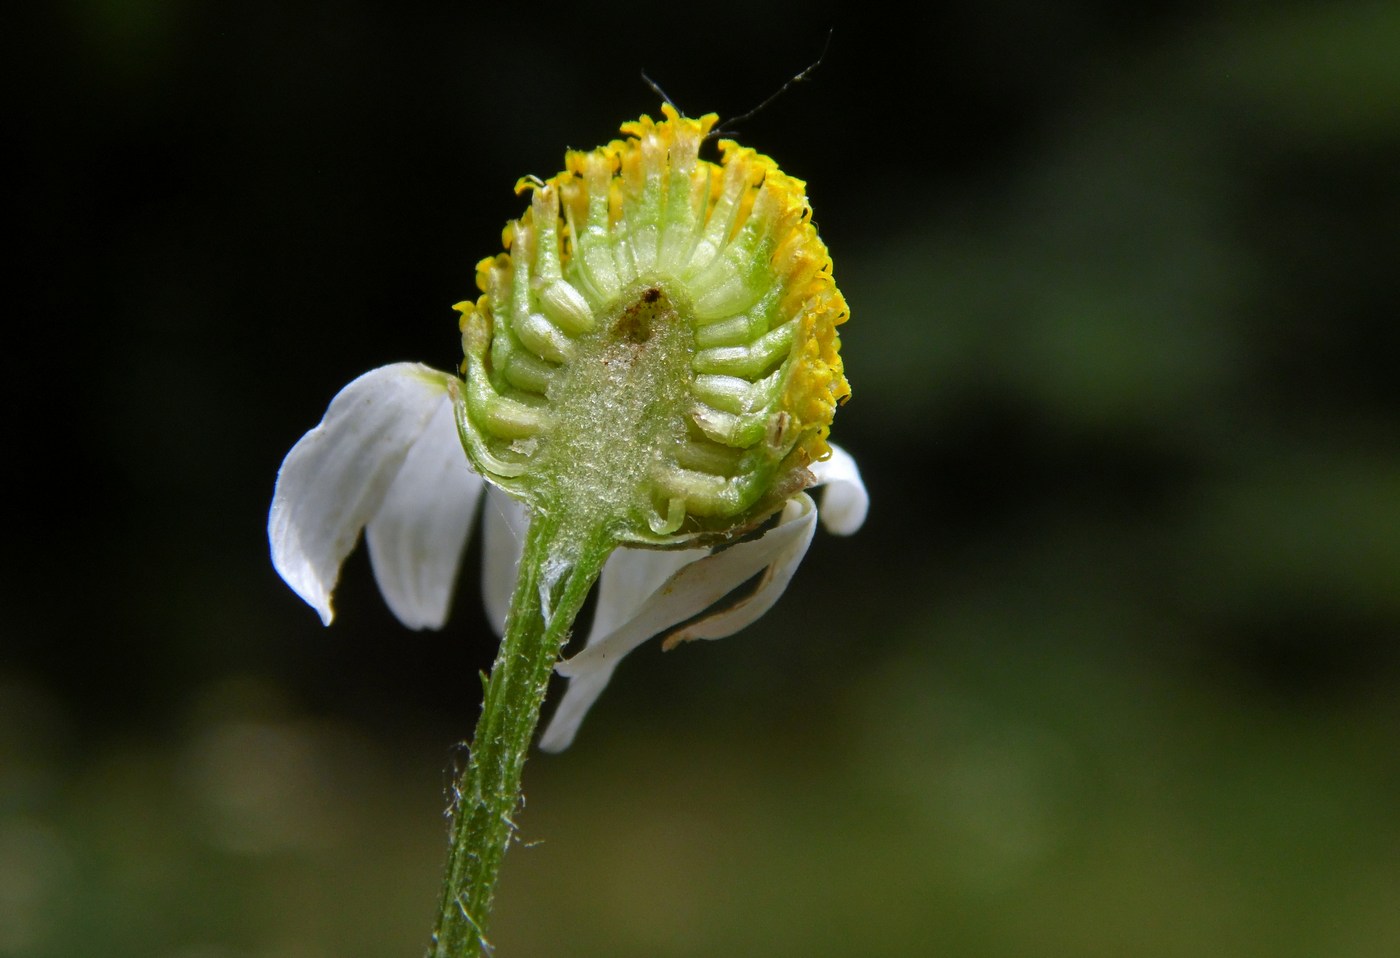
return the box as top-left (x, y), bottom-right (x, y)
top-left (7, 2), bottom-right (1399, 956)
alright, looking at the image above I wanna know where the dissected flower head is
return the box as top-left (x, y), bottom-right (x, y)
top-left (454, 103), bottom-right (850, 544)
top-left (268, 106), bottom-right (865, 748)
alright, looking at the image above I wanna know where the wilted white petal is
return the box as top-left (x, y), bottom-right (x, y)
top-left (810, 443), bottom-right (868, 535)
top-left (366, 397), bottom-right (484, 630)
top-left (560, 503), bottom-right (818, 675)
top-left (589, 545), bottom-right (704, 639)
top-left (663, 495), bottom-right (817, 644)
top-left (537, 665), bottom-right (613, 753)
top-left (269, 363), bottom-right (454, 625)
top-left (539, 494), bottom-right (819, 751)
top-left (537, 545), bottom-right (701, 752)
top-left (481, 486), bottom-right (531, 637)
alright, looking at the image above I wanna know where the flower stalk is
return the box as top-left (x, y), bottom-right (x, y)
top-left (431, 510), bottom-right (612, 955)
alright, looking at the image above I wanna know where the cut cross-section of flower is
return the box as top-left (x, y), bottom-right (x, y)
top-left (454, 103), bottom-right (850, 547)
top-left (269, 106), bottom-right (864, 755)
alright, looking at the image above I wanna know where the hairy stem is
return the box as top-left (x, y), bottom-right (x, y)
top-left (429, 510), bottom-right (611, 956)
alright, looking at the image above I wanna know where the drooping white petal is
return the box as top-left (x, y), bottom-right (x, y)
top-left (654, 450), bottom-right (864, 644)
top-left (661, 495), bottom-right (817, 645)
top-left (481, 486), bottom-right (531, 637)
top-left (536, 666), bottom-right (616, 753)
top-left (564, 498), bottom-right (818, 672)
top-left (269, 363), bottom-right (454, 625)
top-left (810, 443), bottom-right (868, 535)
top-left (365, 397), bottom-right (484, 630)
top-left (589, 545), bottom-right (704, 639)
top-left (539, 494), bottom-right (819, 751)
top-left (536, 544), bottom-right (701, 752)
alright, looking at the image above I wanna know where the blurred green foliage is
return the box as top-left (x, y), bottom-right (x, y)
top-left (6, 2), bottom-right (1398, 956)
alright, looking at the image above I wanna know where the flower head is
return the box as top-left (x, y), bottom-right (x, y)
top-left (268, 107), bottom-right (865, 747)
top-left (454, 103), bottom-right (850, 543)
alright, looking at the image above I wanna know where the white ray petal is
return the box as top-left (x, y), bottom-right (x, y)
top-left (481, 486), bottom-right (532, 637)
top-left (366, 397), bottom-right (484, 630)
top-left (810, 443), bottom-right (868, 535)
top-left (539, 494), bottom-right (818, 751)
top-left (589, 545), bottom-right (704, 640)
top-left (537, 665), bottom-right (614, 753)
top-left (661, 495), bottom-right (816, 644)
top-left (269, 363), bottom-right (453, 625)
top-left (535, 545), bottom-right (700, 752)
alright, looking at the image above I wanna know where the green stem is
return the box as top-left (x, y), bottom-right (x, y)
top-left (429, 509), bottom-right (612, 956)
